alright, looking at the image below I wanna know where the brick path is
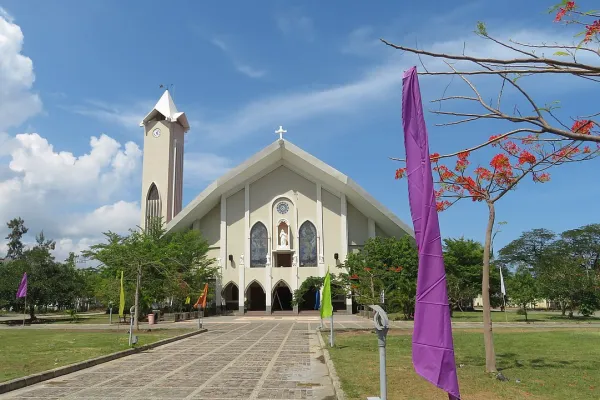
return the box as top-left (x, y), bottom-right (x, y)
top-left (1, 322), bottom-right (336, 400)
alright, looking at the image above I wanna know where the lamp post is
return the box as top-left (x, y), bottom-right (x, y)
top-left (367, 305), bottom-right (389, 400)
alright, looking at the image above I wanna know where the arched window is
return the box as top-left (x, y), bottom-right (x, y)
top-left (299, 221), bottom-right (317, 267)
top-left (145, 183), bottom-right (162, 230)
top-left (250, 222), bottom-right (268, 268)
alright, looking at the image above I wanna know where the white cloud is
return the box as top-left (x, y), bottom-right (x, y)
top-left (0, 132), bottom-right (142, 260)
top-left (199, 27), bottom-right (595, 145)
top-left (0, 11), bottom-right (42, 131)
top-left (210, 37), bottom-right (267, 79)
top-left (341, 26), bottom-right (380, 56)
top-left (68, 99), bottom-right (150, 130)
top-left (61, 201), bottom-right (140, 237)
top-left (275, 9), bottom-right (315, 42)
top-left (184, 152), bottom-right (232, 185)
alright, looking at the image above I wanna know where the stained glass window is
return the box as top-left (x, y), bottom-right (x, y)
top-left (250, 222), bottom-right (268, 268)
top-left (299, 221), bottom-right (317, 267)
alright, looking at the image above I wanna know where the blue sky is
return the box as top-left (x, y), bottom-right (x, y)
top-left (0, 0), bottom-right (597, 261)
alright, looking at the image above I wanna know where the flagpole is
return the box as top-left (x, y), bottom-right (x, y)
top-left (23, 295), bottom-right (26, 327)
top-left (329, 314), bottom-right (334, 347)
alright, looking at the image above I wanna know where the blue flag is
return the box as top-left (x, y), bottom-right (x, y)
top-left (314, 289), bottom-right (321, 310)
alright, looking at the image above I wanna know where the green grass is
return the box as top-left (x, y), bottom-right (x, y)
top-left (0, 328), bottom-right (194, 382)
top-left (388, 310), bottom-right (600, 323)
top-left (326, 328), bottom-right (600, 400)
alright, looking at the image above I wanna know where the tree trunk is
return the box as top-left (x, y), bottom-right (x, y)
top-left (561, 301), bottom-right (566, 316)
top-left (134, 264), bottom-right (142, 331)
top-left (482, 201), bottom-right (498, 373)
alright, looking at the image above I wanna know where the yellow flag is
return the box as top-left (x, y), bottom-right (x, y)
top-left (321, 267), bottom-right (333, 318)
top-left (118, 271), bottom-right (125, 318)
top-left (185, 296), bottom-right (191, 305)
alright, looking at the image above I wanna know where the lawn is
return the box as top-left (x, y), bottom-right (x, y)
top-left (0, 328), bottom-right (195, 382)
top-left (325, 328), bottom-right (600, 400)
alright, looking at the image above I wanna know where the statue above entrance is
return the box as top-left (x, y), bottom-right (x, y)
top-left (277, 219), bottom-right (290, 250)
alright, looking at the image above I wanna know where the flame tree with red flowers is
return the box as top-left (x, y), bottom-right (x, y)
top-left (395, 135), bottom-right (598, 373)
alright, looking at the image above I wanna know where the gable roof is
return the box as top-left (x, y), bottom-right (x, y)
top-left (166, 139), bottom-right (415, 238)
top-left (140, 90), bottom-right (190, 132)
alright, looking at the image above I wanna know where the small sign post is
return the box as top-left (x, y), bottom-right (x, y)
top-left (366, 305), bottom-right (389, 400)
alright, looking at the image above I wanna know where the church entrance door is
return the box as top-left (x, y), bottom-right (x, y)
top-left (299, 287), bottom-right (317, 312)
top-left (272, 281), bottom-right (293, 312)
top-left (246, 281), bottom-right (266, 311)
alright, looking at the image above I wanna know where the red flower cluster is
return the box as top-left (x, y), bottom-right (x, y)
top-left (555, 1), bottom-right (575, 22)
top-left (456, 176), bottom-right (485, 201)
top-left (395, 168), bottom-right (407, 179)
top-left (552, 146), bottom-right (580, 161)
top-left (584, 20), bottom-right (600, 42)
top-left (350, 274), bottom-right (359, 280)
top-left (490, 154), bottom-right (510, 170)
top-left (455, 150), bottom-right (470, 172)
top-left (434, 165), bottom-right (455, 180)
top-left (503, 141), bottom-right (521, 156)
top-left (571, 120), bottom-right (594, 135)
top-left (517, 150), bottom-right (537, 165)
top-left (489, 135), bottom-right (502, 146)
top-left (533, 172), bottom-right (551, 183)
top-left (389, 266), bottom-right (403, 272)
top-left (364, 267), bottom-right (372, 272)
top-left (430, 152), bottom-right (441, 162)
top-left (474, 167), bottom-right (493, 180)
top-left (436, 200), bottom-right (451, 212)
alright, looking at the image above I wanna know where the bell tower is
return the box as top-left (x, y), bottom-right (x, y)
top-left (139, 90), bottom-right (190, 230)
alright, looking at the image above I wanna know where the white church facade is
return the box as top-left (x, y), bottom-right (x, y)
top-left (139, 90), bottom-right (413, 315)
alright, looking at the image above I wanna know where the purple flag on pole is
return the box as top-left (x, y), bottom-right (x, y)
top-left (16, 272), bottom-right (27, 299)
top-left (402, 66), bottom-right (461, 400)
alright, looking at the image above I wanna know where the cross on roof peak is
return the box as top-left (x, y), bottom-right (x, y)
top-left (275, 126), bottom-right (287, 140)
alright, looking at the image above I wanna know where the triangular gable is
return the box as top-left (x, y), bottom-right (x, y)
top-left (166, 139), bottom-right (414, 238)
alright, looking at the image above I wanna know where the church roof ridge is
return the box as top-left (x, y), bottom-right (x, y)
top-left (166, 137), bottom-right (415, 239)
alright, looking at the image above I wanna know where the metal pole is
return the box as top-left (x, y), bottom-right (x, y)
top-left (377, 330), bottom-right (387, 400)
top-left (128, 307), bottom-right (134, 347)
top-left (329, 314), bottom-right (334, 347)
top-left (109, 305), bottom-right (113, 325)
top-left (23, 296), bottom-right (27, 327)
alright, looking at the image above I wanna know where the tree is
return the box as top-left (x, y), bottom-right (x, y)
top-left (536, 239), bottom-right (589, 316)
top-left (443, 238), bottom-right (484, 312)
top-left (500, 225), bottom-right (600, 317)
top-left (5, 217), bottom-right (28, 260)
top-left (344, 236), bottom-right (419, 318)
top-left (84, 219), bottom-right (217, 330)
top-left (383, 2), bottom-right (600, 151)
top-left (498, 229), bottom-right (557, 270)
top-left (507, 266), bottom-right (539, 322)
top-left (560, 224), bottom-right (600, 273)
top-left (395, 135), bottom-right (592, 372)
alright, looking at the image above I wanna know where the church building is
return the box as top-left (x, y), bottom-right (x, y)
top-left (139, 90), bottom-right (414, 315)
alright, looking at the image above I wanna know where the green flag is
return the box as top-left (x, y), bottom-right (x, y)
top-left (118, 271), bottom-right (125, 318)
top-left (320, 267), bottom-right (333, 318)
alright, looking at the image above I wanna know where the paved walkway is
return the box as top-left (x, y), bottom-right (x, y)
top-left (1, 322), bottom-right (335, 400)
